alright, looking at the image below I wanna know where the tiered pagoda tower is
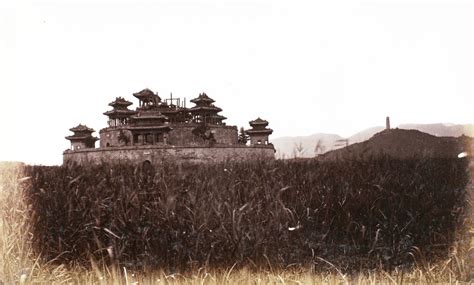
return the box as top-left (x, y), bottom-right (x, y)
top-left (129, 110), bottom-right (171, 145)
top-left (246, 118), bottom-right (273, 146)
top-left (65, 124), bottom-right (99, 150)
top-left (103, 97), bottom-right (136, 127)
top-left (128, 89), bottom-right (172, 145)
top-left (189, 93), bottom-right (227, 125)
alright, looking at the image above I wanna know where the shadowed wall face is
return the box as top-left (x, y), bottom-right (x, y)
top-left (99, 128), bottom-right (133, 148)
top-left (63, 146), bottom-right (275, 165)
top-left (166, 125), bottom-right (238, 146)
top-left (99, 125), bottom-right (239, 147)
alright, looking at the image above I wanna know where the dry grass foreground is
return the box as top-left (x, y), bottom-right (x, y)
top-left (0, 161), bottom-right (473, 284)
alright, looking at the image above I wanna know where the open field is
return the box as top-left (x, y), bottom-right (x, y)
top-left (1, 159), bottom-right (473, 284)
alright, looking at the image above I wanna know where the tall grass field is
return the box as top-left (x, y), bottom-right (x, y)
top-left (1, 158), bottom-right (473, 284)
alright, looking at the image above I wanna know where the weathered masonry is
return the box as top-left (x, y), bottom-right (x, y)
top-left (64, 89), bottom-right (275, 165)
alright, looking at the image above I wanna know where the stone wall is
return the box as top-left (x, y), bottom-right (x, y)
top-left (249, 134), bottom-right (270, 146)
top-left (99, 124), bottom-right (238, 147)
top-left (70, 141), bottom-right (87, 151)
top-left (63, 145), bottom-right (275, 165)
top-left (164, 124), bottom-right (238, 146)
top-left (211, 125), bottom-right (238, 145)
top-left (99, 127), bottom-right (133, 148)
top-left (166, 125), bottom-right (200, 146)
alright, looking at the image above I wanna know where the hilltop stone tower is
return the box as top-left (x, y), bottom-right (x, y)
top-left (386, 116), bottom-right (391, 130)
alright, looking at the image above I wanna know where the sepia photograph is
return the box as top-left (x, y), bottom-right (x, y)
top-left (0, 0), bottom-right (473, 283)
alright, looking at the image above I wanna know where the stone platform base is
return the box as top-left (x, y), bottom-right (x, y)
top-left (63, 145), bottom-right (275, 165)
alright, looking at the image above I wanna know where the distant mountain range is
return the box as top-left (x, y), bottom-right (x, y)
top-left (272, 123), bottom-right (474, 159)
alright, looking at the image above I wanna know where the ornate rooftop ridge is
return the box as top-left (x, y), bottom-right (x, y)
top-left (69, 124), bottom-right (95, 133)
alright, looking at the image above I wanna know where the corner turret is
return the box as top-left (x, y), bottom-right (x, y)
top-left (66, 124), bottom-right (99, 150)
top-left (246, 118), bottom-right (273, 146)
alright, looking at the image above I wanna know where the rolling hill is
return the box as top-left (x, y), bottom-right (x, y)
top-left (319, 128), bottom-right (474, 161)
top-left (272, 123), bottom-right (474, 158)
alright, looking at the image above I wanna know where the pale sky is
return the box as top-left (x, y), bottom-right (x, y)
top-left (0, 0), bottom-right (472, 165)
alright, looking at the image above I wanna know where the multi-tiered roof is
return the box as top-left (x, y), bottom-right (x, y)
top-left (103, 97), bottom-right (136, 127)
top-left (246, 118), bottom-right (273, 135)
top-left (65, 124), bottom-right (99, 148)
top-left (189, 93), bottom-right (226, 124)
top-left (129, 110), bottom-right (170, 131)
top-left (125, 89), bottom-right (172, 145)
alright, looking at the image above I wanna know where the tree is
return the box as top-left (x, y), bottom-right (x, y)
top-left (238, 127), bottom-right (249, 144)
top-left (192, 123), bottom-right (216, 146)
top-left (192, 124), bottom-right (209, 139)
top-left (118, 130), bottom-right (130, 146)
top-left (293, 142), bottom-right (305, 158)
top-left (314, 139), bottom-right (326, 157)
